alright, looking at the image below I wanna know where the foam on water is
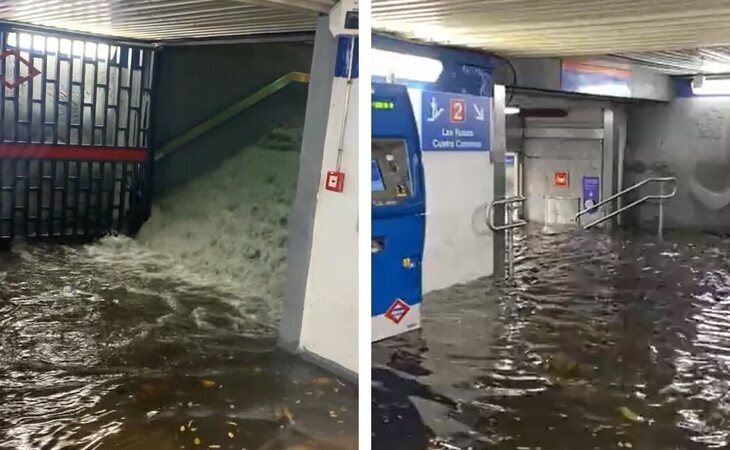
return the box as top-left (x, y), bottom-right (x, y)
top-left (97, 128), bottom-right (301, 319)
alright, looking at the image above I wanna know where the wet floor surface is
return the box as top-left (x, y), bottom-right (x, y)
top-left (0, 240), bottom-right (357, 449)
top-left (373, 227), bottom-right (730, 450)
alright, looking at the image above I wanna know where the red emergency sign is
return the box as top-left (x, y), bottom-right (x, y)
top-left (325, 170), bottom-right (345, 192)
top-left (554, 171), bottom-right (569, 187)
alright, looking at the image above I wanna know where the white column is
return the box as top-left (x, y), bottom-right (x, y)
top-left (278, 16), bottom-right (358, 380)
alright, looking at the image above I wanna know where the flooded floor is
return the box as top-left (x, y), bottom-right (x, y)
top-left (0, 240), bottom-right (357, 449)
top-left (373, 227), bottom-right (730, 450)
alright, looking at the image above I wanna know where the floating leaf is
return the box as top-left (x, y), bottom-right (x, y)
top-left (200, 379), bottom-right (216, 388)
top-left (619, 406), bottom-right (644, 422)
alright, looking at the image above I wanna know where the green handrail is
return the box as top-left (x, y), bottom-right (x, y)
top-left (154, 71), bottom-right (310, 162)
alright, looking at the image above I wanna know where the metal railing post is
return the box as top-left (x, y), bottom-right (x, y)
top-left (658, 183), bottom-right (664, 241)
top-left (487, 196), bottom-right (527, 279)
top-left (506, 203), bottom-right (513, 277)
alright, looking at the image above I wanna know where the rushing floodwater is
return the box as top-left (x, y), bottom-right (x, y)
top-left (0, 129), bottom-right (357, 449)
top-left (373, 227), bottom-right (730, 450)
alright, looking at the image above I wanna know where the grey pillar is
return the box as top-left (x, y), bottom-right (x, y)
top-left (492, 85), bottom-right (507, 277)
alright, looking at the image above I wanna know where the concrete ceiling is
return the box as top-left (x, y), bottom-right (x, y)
top-left (372, 0), bottom-right (730, 58)
top-left (0, 0), bottom-right (334, 41)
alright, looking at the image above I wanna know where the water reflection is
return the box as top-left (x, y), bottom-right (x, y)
top-left (373, 228), bottom-right (730, 449)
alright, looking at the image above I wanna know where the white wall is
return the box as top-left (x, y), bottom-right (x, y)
top-left (522, 107), bottom-right (604, 224)
top-left (627, 96), bottom-right (730, 230)
top-left (421, 152), bottom-right (495, 293)
top-left (506, 94), bottom-right (625, 225)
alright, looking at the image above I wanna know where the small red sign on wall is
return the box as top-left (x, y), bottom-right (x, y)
top-left (325, 170), bottom-right (345, 192)
top-left (554, 171), bottom-right (569, 187)
top-left (385, 299), bottom-right (410, 324)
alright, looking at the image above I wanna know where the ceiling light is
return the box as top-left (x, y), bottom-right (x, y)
top-left (700, 61), bottom-right (730, 74)
top-left (692, 76), bottom-right (730, 95)
top-left (372, 49), bottom-right (444, 83)
top-left (505, 106), bottom-right (521, 115)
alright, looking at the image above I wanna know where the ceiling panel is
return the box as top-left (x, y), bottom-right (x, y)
top-left (373, 0), bottom-right (730, 57)
top-left (0, 0), bottom-right (334, 41)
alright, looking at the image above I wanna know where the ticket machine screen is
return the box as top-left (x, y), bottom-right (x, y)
top-left (371, 159), bottom-right (385, 192)
top-left (372, 139), bottom-right (413, 206)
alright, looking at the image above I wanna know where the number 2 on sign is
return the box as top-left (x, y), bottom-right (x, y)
top-left (449, 99), bottom-right (466, 123)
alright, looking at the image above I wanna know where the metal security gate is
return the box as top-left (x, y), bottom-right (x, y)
top-left (0, 25), bottom-right (155, 242)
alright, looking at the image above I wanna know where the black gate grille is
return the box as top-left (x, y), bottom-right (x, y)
top-left (0, 26), bottom-right (155, 242)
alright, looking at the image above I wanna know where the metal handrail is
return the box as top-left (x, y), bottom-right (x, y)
top-left (154, 71), bottom-right (310, 162)
top-left (487, 196), bottom-right (527, 279)
top-left (575, 177), bottom-right (677, 239)
top-left (487, 196), bottom-right (527, 231)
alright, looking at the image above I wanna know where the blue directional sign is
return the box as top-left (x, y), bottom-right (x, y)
top-left (582, 176), bottom-right (600, 213)
top-left (420, 90), bottom-right (490, 151)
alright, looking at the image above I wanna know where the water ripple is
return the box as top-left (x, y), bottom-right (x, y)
top-left (374, 228), bottom-right (730, 450)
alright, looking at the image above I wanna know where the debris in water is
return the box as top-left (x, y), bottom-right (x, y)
top-left (311, 377), bottom-right (333, 385)
top-left (179, 425), bottom-right (185, 432)
top-left (138, 382), bottom-right (157, 401)
top-left (619, 406), bottom-right (645, 423)
top-left (200, 379), bottom-right (216, 388)
top-left (546, 353), bottom-right (583, 379)
top-left (228, 432), bottom-right (234, 438)
top-left (278, 406), bottom-right (295, 425)
top-left (193, 437), bottom-right (201, 445)
top-left (430, 439), bottom-right (461, 450)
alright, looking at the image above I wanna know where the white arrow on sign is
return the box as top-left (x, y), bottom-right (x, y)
top-left (473, 104), bottom-right (485, 121)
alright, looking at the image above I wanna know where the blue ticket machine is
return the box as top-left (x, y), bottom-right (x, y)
top-left (371, 83), bottom-right (425, 342)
